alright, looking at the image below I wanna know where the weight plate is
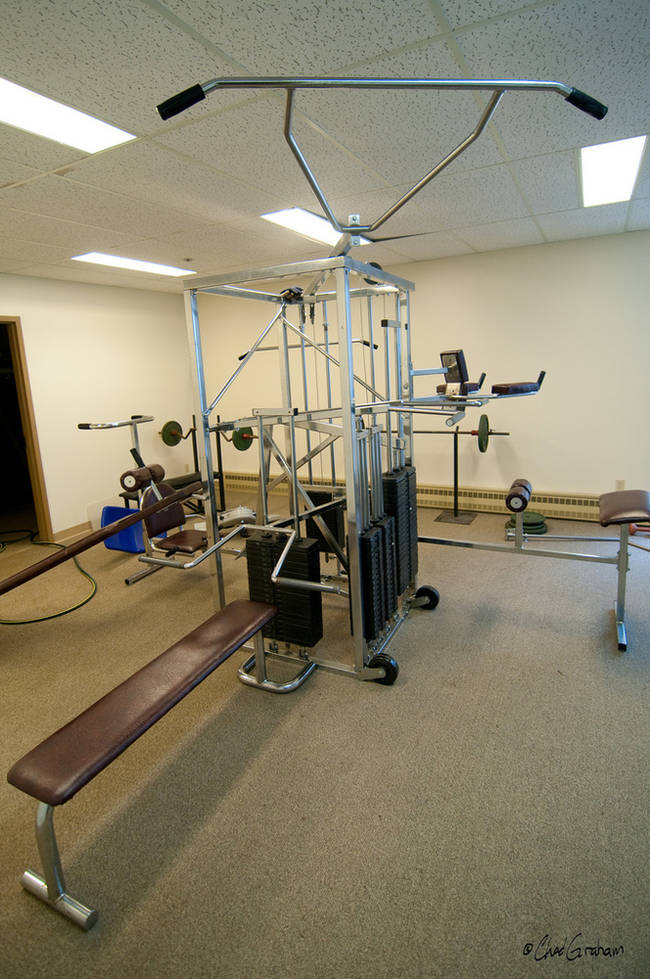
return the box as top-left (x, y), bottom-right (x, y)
top-left (161, 420), bottom-right (183, 446)
top-left (477, 414), bottom-right (489, 453)
top-left (232, 426), bottom-right (254, 451)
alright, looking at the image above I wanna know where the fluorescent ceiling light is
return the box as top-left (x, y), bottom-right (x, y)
top-left (0, 77), bottom-right (135, 153)
top-left (261, 207), bottom-right (370, 246)
top-left (581, 135), bottom-right (647, 207)
top-left (72, 252), bottom-right (195, 277)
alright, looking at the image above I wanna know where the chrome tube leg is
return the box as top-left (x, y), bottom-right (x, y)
top-left (21, 802), bottom-right (98, 929)
top-left (254, 622), bottom-right (268, 684)
top-left (614, 524), bottom-right (629, 651)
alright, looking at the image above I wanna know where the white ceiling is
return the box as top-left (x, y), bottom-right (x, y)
top-left (0, 0), bottom-right (648, 293)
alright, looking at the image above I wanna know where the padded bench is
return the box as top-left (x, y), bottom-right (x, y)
top-left (7, 599), bottom-right (277, 930)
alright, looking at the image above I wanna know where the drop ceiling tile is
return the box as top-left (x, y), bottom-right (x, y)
top-left (627, 198), bottom-right (650, 231)
top-left (0, 238), bottom-right (72, 263)
top-left (0, 157), bottom-right (41, 187)
top-left (157, 97), bottom-right (388, 207)
top-left (12, 262), bottom-right (184, 293)
top-left (436, 0), bottom-right (539, 30)
top-left (0, 0), bottom-right (238, 134)
top-left (0, 175), bottom-right (204, 238)
top-left (0, 123), bottom-right (87, 171)
top-left (159, 0), bottom-right (440, 75)
top-left (327, 185), bottom-right (449, 239)
top-left (355, 243), bottom-right (415, 267)
top-left (414, 163), bottom-right (529, 227)
top-left (455, 0), bottom-right (649, 157)
top-left (536, 202), bottom-right (629, 240)
top-left (509, 150), bottom-right (580, 213)
top-left (380, 230), bottom-right (474, 261)
top-left (60, 139), bottom-right (283, 224)
top-left (0, 257), bottom-right (32, 273)
top-left (454, 216), bottom-right (545, 250)
top-left (633, 151), bottom-right (650, 199)
top-left (296, 44), bottom-right (504, 186)
top-left (0, 208), bottom-right (138, 252)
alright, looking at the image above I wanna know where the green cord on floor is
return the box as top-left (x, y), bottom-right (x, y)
top-left (0, 530), bottom-right (98, 625)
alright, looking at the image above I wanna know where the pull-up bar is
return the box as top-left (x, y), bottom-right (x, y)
top-left (0, 482), bottom-right (201, 598)
top-left (156, 76), bottom-right (607, 237)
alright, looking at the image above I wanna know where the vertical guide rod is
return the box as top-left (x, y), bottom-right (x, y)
top-left (185, 289), bottom-right (225, 610)
top-left (335, 266), bottom-right (366, 670)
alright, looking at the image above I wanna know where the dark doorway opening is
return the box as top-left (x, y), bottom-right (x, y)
top-left (1, 322), bottom-right (38, 535)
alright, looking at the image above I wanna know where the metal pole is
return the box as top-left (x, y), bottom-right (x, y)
top-left (184, 289), bottom-right (225, 609)
top-left (453, 428), bottom-right (459, 517)
top-left (335, 266), bottom-right (365, 670)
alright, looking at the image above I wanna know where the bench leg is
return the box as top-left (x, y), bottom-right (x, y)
top-left (614, 524), bottom-right (629, 651)
top-left (20, 802), bottom-right (97, 930)
top-left (238, 629), bottom-right (317, 693)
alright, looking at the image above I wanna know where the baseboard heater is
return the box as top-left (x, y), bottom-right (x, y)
top-left (222, 472), bottom-right (601, 522)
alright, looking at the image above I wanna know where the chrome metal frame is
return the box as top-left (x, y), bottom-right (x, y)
top-left (165, 76), bottom-right (605, 239)
top-left (419, 511), bottom-right (633, 651)
top-left (20, 803), bottom-right (97, 930)
top-left (183, 255), bottom-right (552, 684)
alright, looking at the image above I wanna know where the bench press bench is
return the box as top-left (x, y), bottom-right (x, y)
top-left (7, 599), bottom-right (277, 930)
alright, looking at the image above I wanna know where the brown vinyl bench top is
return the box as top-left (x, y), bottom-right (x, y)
top-left (599, 489), bottom-right (650, 527)
top-left (7, 599), bottom-right (277, 808)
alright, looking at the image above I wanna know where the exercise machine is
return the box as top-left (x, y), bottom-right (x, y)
top-left (153, 73), bottom-right (609, 686)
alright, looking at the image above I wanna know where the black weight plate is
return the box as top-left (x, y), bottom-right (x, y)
top-left (478, 414), bottom-right (489, 453)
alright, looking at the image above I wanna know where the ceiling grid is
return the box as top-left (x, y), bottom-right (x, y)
top-left (0, 0), bottom-right (646, 291)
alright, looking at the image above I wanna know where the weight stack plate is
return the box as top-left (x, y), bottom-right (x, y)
top-left (245, 531), bottom-right (323, 647)
top-left (358, 525), bottom-right (385, 641)
top-left (305, 491), bottom-right (346, 553)
top-left (382, 469), bottom-right (411, 594)
top-left (405, 466), bottom-right (419, 579)
top-left (372, 515), bottom-right (397, 618)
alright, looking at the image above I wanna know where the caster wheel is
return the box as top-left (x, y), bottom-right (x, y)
top-left (369, 653), bottom-right (399, 685)
top-left (415, 585), bottom-right (440, 610)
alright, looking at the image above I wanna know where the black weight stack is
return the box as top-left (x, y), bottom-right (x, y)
top-left (372, 514), bottom-right (397, 618)
top-left (358, 525), bottom-right (386, 641)
top-left (305, 490), bottom-right (346, 553)
top-left (382, 468), bottom-right (411, 594)
top-left (245, 531), bottom-right (323, 647)
top-left (405, 466), bottom-right (419, 579)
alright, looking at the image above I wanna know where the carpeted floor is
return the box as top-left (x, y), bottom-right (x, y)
top-left (0, 505), bottom-right (648, 978)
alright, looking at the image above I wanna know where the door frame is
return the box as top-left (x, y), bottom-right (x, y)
top-left (2, 316), bottom-right (53, 540)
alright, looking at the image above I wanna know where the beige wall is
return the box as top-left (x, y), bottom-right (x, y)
top-left (1, 275), bottom-right (194, 533)
top-left (2, 229), bottom-right (649, 533)
top-left (399, 230), bottom-right (650, 495)
top-left (194, 230), bottom-right (650, 497)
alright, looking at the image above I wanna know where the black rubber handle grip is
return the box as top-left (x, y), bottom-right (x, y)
top-left (564, 88), bottom-right (608, 120)
top-left (157, 84), bottom-right (206, 120)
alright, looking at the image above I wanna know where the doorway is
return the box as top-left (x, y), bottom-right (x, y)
top-left (0, 319), bottom-right (52, 540)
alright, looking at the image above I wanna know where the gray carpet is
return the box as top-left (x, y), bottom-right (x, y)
top-left (0, 507), bottom-right (648, 978)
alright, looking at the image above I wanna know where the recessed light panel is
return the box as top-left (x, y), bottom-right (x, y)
top-left (0, 77), bottom-right (135, 153)
top-left (261, 207), bottom-right (370, 246)
top-left (72, 252), bottom-right (195, 277)
top-left (581, 135), bottom-right (647, 207)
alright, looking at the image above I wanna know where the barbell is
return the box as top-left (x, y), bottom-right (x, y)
top-left (416, 414), bottom-right (509, 452)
